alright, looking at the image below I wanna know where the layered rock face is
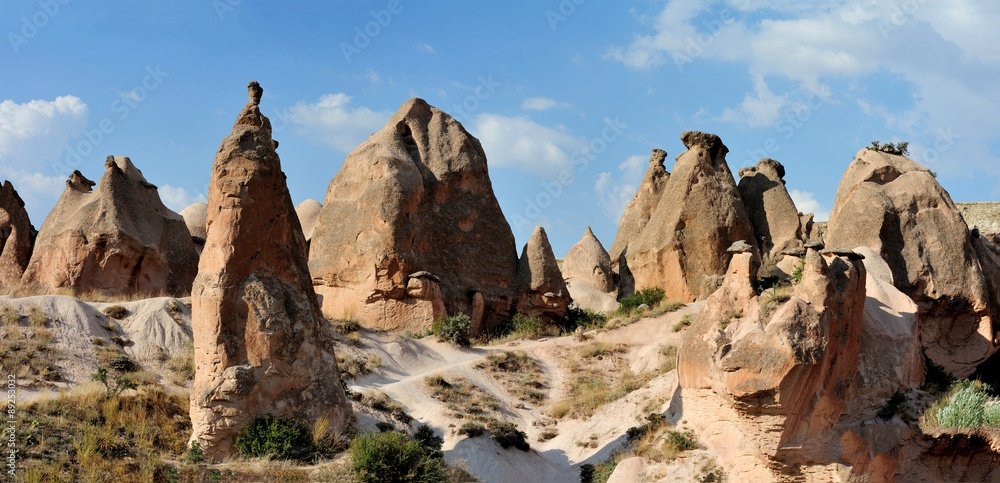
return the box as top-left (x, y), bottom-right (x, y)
top-left (738, 158), bottom-right (810, 276)
top-left (562, 227), bottom-right (618, 312)
top-left (515, 227), bottom-right (571, 322)
top-left (190, 82), bottom-right (351, 460)
top-left (0, 181), bottom-right (36, 290)
top-left (609, 148), bottom-right (669, 262)
top-left (826, 148), bottom-right (995, 376)
top-left (624, 132), bottom-right (758, 301)
top-left (309, 98), bottom-right (518, 333)
top-left (21, 157), bottom-right (199, 297)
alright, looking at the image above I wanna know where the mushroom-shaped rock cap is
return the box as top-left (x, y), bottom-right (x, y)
top-left (248, 80), bottom-right (262, 105)
top-left (727, 240), bottom-right (754, 253)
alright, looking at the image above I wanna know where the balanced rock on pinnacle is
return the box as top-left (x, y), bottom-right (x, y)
top-left (189, 82), bottom-right (351, 460)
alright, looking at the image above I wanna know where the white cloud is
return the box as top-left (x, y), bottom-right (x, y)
top-left (521, 97), bottom-right (571, 111)
top-left (789, 189), bottom-right (830, 221)
top-left (416, 41), bottom-right (436, 54)
top-left (608, 1), bottom-right (1000, 182)
top-left (286, 93), bottom-right (390, 153)
top-left (594, 154), bottom-right (648, 221)
top-left (471, 114), bottom-right (585, 177)
top-left (364, 69), bottom-right (382, 86)
top-left (0, 96), bottom-right (89, 225)
top-left (158, 185), bottom-right (206, 213)
top-left (718, 74), bottom-right (787, 128)
top-left (0, 96), bottom-right (88, 169)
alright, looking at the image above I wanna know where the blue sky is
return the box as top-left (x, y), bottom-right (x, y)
top-left (2, 1), bottom-right (999, 255)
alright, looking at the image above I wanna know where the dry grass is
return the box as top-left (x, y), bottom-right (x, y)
top-left (423, 374), bottom-right (528, 449)
top-left (672, 314), bottom-right (693, 332)
top-left (759, 284), bottom-right (794, 322)
top-left (336, 351), bottom-right (382, 380)
top-left (0, 324), bottom-right (60, 387)
top-left (168, 343), bottom-right (195, 385)
top-left (474, 350), bottom-right (547, 404)
top-left (0, 302), bottom-right (19, 326)
top-left (659, 345), bottom-right (678, 373)
top-left (549, 343), bottom-right (659, 420)
top-left (103, 305), bottom-right (129, 320)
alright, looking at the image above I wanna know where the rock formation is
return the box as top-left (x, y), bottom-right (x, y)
top-left (0, 181), bottom-right (36, 291)
top-left (21, 158), bottom-right (199, 297)
top-left (623, 132), bottom-right (758, 302)
top-left (180, 202), bottom-right (208, 255)
top-left (514, 227), bottom-right (571, 322)
top-left (295, 199), bottom-right (322, 243)
top-left (609, 148), bottom-right (669, 262)
top-left (737, 158), bottom-right (810, 276)
top-left (309, 98), bottom-right (518, 334)
top-left (190, 81), bottom-right (350, 461)
top-left (826, 148), bottom-right (995, 376)
top-left (562, 227), bottom-right (618, 312)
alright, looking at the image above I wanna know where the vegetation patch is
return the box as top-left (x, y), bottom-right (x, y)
top-left (583, 414), bottom-right (704, 483)
top-left (438, 313), bottom-right (472, 347)
top-left (924, 379), bottom-right (1000, 428)
top-left (549, 345), bottom-right (660, 420)
top-left (168, 343), bottom-right (195, 385)
top-left (235, 415), bottom-right (315, 461)
top-left (422, 374), bottom-right (528, 451)
top-left (672, 314), bottom-right (693, 332)
top-left (474, 350), bottom-right (547, 404)
top-left (337, 350), bottom-right (383, 380)
top-left (350, 429), bottom-right (448, 483)
top-left (0, 323), bottom-right (61, 387)
top-left (103, 305), bottom-right (129, 320)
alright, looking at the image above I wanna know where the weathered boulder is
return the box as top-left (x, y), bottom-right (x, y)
top-left (180, 202), bottom-right (208, 255)
top-left (624, 132), bottom-right (758, 301)
top-left (309, 98), bottom-right (518, 334)
top-left (738, 158), bottom-right (807, 275)
top-left (0, 181), bottom-right (36, 290)
top-left (21, 157), bottom-right (199, 297)
top-left (826, 148), bottom-right (995, 376)
top-left (295, 199), bottom-right (322, 243)
top-left (563, 227), bottom-right (618, 312)
top-left (189, 82), bottom-right (351, 461)
top-left (677, 246), bottom-right (869, 476)
top-left (515, 227), bottom-right (570, 322)
top-left (609, 148), bottom-right (669, 262)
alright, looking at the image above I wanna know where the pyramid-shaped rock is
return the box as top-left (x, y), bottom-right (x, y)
top-left (624, 132), bottom-right (758, 302)
top-left (309, 98), bottom-right (518, 334)
top-left (0, 181), bottom-right (36, 290)
top-left (21, 157), bottom-right (198, 297)
top-left (827, 148), bottom-right (995, 376)
top-left (609, 149), bottom-right (669, 262)
top-left (515, 227), bottom-right (571, 322)
top-left (737, 158), bottom-right (808, 275)
top-left (563, 227), bottom-right (619, 312)
top-left (190, 82), bottom-right (351, 461)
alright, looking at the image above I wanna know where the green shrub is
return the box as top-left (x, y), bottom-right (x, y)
top-left (672, 315), bottom-right (693, 332)
top-left (560, 306), bottom-right (607, 332)
top-left (791, 259), bottom-right (805, 285)
top-left (488, 420), bottom-right (529, 451)
top-left (934, 380), bottom-right (999, 428)
top-left (922, 352), bottom-right (955, 395)
top-left (877, 391), bottom-right (908, 421)
top-left (351, 431), bottom-right (447, 483)
top-left (617, 287), bottom-right (665, 314)
top-left (108, 354), bottom-right (139, 373)
top-left (439, 314), bottom-right (472, 347)
top-left (235, 415), bottom-right (314, 461)
top-left (413, 424), bottom-right (443, 460)
top-left (579, 463), bottom-right (595, 483)
top-left (457, 421), bottom-right (485, 437)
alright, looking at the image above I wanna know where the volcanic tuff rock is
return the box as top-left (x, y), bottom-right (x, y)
top-left (515, 227), bottom-right (571, 322)
top-left (738, 158), bottom-right (808, 275)
top-left (609, 148), bottom-right (669, 263)
top-left (562, 227), bottom-right (619, 312)
top-left (624, 132), bottom-right (758, 302)
top-left (0, 181), bottom-right (36, 290)
top-left (294, 199), bottom-right (322, 243)
top-left (189, 82), bottom-right (350, 460)
top-left (21, 157), bottom-right (199, 297)
top-left (180, 202), bottom-right (208, 255)
top-left (826, 148), bottom-right (995, 376)
top-left (309, 98), bottom-right (518, 334)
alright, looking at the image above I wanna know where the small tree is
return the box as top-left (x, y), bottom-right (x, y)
top-left (439, 314), bottom-right (472, 347)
